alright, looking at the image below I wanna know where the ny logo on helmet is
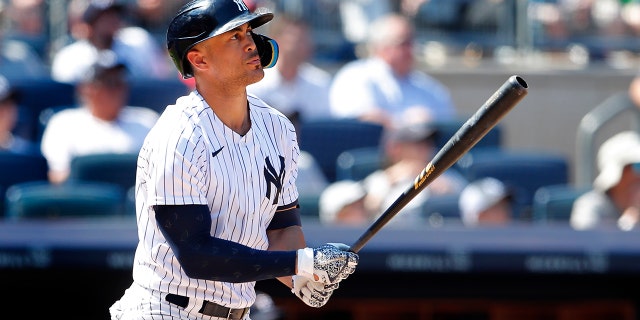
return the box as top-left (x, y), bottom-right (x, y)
top-left (233, 0), bottom-right (248, 11)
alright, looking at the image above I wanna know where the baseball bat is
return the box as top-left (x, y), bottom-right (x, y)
top-left (349, 75), bottom-right (528, 253)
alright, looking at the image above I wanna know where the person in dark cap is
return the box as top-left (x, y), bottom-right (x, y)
top-left (51, 0), bottom-right (172, 84)
top-left (41, 50), bottom-right (159, 184)
top-left (0, 74), bottom-right (39, 154)
top-left (362, 120), bottom-right (468, 224)
top-left (81, 0), bottom-right (126, 24)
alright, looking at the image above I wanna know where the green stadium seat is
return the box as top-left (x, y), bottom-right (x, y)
top-left (68, 153), bottom-right (139, 192)
top-left (0, 152), bottom-right (49, 218)
top-left (127, 78), bottom-right (191, 113)
top-left (532, 184), bottom-right (591, 224)
top-left (5, 181), bottom-right (125, 219)
top-left (335, 146), bottom-right (383, 181)
top-left (298, 119), bottom-right (384, 182)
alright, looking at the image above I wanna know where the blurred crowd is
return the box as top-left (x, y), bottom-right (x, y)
top-left (2, 0), bottom-right (640, 75)
top-left (0, 0), bottom-right (639, 232)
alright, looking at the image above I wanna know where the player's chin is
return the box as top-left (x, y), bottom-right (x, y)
top-left (246, 68), bottom-right (265, 84)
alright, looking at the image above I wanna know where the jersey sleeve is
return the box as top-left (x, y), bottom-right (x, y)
top-left (147, 123), bottom-right (209, 206)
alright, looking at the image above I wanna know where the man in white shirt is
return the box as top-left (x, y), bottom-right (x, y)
top-left (51, 0), bottom-right (173, 84)
top-left (329, 13), bottom-right (457, 128)
top-left (41, 51), bottom-right (159, 184)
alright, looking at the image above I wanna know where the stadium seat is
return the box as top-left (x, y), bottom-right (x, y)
top-left (67, 153), bottom-right (139, 192)
top-left (456, 149), bottom-right (570, 220)
top-left (298, 193), bottom-right (321, 219)
top-left (298, 119), bottom-right (384, 182)
top-left (11, 78), bottom-right (75, 142)
top-left (5, 181), bottom-right (125, 219)
top-left (532, 184), bottom-right (591, 224)
top-left (421, 193), bottom-right (462, 225)
top-left (124, 186), bottom-right (136, 216)
top-left (127, 78), bottom-right (191, 113)
top-left (0, 151), bottom-right (49, 187)
top-left (0, 152), bottom-right (49, 218)
top-left (335, 146), bottom-right (383, 181)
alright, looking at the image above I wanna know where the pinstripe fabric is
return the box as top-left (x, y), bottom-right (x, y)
top-left (115, 91), bottom-right (299, 319)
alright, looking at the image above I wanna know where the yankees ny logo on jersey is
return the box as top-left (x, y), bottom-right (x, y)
top-left (264, 156), bottom-right (285, 205)
top-left (233, 0), bottom-right (248, 11)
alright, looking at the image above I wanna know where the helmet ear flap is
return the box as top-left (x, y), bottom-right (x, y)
top-left (251, 32), bottom-right (279, 69)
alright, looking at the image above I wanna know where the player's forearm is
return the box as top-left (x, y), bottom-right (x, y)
top-left (267, 225), bottom-right (306, 251)
top-left (267, 225), bottom-right (306, 289)
top-left (155, 204), bottom-right (297, 283)
top-left (177, 237), bottom-right (297, 282)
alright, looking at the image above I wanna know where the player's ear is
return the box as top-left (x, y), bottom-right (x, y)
top-left (186, 49), bottom-right (207, 76)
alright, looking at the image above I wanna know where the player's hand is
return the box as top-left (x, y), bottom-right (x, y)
top-left (291, 275), bottom-right (339, 308)
top-left (297, 243), bottom-right (358, 285)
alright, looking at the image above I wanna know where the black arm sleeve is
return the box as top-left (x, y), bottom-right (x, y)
top-left (154, 204), bottom-right (297, 283)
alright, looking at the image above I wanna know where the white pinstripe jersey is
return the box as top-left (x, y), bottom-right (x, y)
top-left (131, 91), bottom-right (300, 309)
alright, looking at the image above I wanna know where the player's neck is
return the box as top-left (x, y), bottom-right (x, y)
top-left (202, 92), bottom-right (251, 135)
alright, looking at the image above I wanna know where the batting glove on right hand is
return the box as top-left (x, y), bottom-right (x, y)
top-left (291, 275), bottom-right (339, 308)
top-left (296, 243), bottom-right (359, 285)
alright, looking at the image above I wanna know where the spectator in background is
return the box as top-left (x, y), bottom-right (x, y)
top-left (337, 0), bottom-right (428, 48)
top-left (571, 131), bottom-right (640, 231)
top-left (629, 70), bottom-right (640, 109)
top-left (362, 120), bottom-right (467, 224)
top-left (125, 0), bottom-right (189, 45)
top-left (0, 3), bottom-right (49, 79)
top-left (338, 0), bottom-right (391, 47)
top-left (0, 74), bottom-right (39, 155)
top-left (51, 0), bottom-right (173, 84)
top-left (2, 0), bottom-right (48, 59)
top-left (396, 0), bottom-right (429, 17)
top-left (41, 51), bottom-right (158, 184)
top-left (459, 177), bottom-right (513, 227)
top-left (329, 13), bottom-right (457, 129)
top-left (319, 180), bottom-right (370, 226)
top-left (621, 1), bottom-right (640, 35)
top-left (247, 14), bottom-right (334, 126)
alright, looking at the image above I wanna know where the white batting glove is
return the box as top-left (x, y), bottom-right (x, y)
top-left (291, 275), bottom-right (339, 308)
top-left (296, 243), bottom-right (358, 285)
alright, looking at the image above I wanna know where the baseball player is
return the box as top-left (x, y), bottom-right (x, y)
top-left (109, 1), bottom-right (359, 319)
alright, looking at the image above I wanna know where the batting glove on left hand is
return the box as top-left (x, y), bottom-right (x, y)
top-left (296, 243), bottom-right (359, 285)
top-left (291, 275), bottom-right (339, 308)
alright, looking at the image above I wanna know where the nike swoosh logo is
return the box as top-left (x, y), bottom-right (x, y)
top-left (212, 146), bottom-right (224, 158)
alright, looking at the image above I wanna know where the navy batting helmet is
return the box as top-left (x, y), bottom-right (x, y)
top-left (167, 0), bottom-right (279, 79)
